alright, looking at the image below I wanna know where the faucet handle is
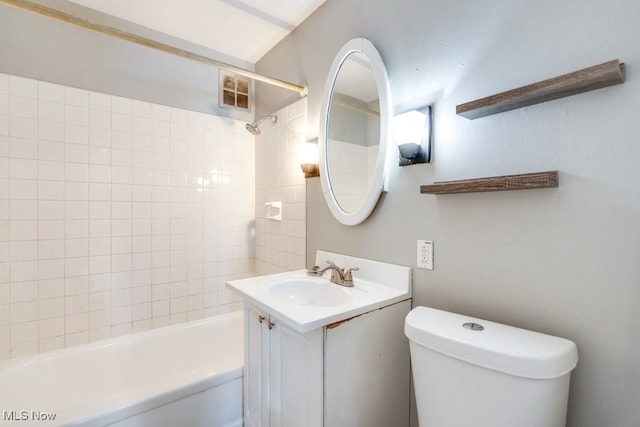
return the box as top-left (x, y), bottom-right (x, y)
top-left (343, 267), bottom-right (359, 286)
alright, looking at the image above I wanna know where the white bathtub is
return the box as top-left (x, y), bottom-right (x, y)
top-left (0, 311), bottom-right (244, 427)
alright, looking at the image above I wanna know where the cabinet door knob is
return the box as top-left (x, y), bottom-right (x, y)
top-left (267, 319), bottom-right (275, 330)
top-left (258, 315), bottom-right (265, 324)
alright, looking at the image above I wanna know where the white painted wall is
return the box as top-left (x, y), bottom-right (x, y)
top-left (256, 1), bottom-right (640, 426)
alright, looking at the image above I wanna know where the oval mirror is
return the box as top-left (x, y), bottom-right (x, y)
top-left (319, 38), bottom-right (392, 226)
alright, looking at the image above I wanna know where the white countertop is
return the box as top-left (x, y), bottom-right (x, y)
top-left (227, 251), bottom-right (412, 333)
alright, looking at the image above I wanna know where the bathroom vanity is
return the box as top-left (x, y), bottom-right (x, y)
top-left (227, 251), bottom-right (412, 427)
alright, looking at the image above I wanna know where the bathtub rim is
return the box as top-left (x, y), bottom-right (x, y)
top-left (0, 310), bottom-right (243, 370)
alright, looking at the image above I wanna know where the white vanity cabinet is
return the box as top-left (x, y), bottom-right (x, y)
top-left (228, 251), bottom-right (414, 426)
top-left (244, 299), bottom-right (412, 427)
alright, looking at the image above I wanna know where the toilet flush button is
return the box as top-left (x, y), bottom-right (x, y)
top-left (463, 322), bottom-right (484, 331)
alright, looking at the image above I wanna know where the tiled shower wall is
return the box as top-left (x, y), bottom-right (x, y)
top-left (0, 73), bottom-right (255, 360)
top-left (327, 139), bottom-right (377, 213)
top-left (254, 99), bottom-right (307, 275)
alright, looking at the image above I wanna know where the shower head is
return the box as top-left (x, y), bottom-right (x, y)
top-left (245, 122), bottom-right (260, 135)
top-left (245, 115), bottom-right (277, 135)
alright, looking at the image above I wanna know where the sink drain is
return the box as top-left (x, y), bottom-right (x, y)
top-left (463, 322), bottom-right (484, 331)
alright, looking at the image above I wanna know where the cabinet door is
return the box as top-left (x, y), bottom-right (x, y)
top-left (245, 304), bottom-right (270, 427)
top-left (324, 300), bottom-right (412, 427)
top-left (269, 320), bottom-right (323, 427)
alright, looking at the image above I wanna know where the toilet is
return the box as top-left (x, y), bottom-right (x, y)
top-left (405, 306), bottom-right (578, 427)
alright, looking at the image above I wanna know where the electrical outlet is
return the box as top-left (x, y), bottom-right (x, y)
top-left (417, 240), bottom-right (433, 270)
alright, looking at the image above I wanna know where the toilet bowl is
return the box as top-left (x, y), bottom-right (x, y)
top-left (405, 306), bottom-right (578, 427)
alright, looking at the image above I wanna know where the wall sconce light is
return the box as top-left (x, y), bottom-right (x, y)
top-left (394, 106), bottom-right (432, 166)
top-left (297, 139), bottom-right (320, 178)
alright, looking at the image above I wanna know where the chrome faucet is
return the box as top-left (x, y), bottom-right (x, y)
top-left (308, 260), bottom-right (359, 287)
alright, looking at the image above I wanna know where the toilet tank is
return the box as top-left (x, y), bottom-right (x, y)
top-left (405, 307), bottom-right (578, 427)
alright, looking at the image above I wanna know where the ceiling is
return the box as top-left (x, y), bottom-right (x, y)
top-left (66, 0), bottom-right (327, 63)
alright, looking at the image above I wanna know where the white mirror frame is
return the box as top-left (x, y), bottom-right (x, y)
top-left (319, 38), bottom-right (392, 226)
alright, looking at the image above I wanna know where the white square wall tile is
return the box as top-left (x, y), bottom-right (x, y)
top-left (0, 135), bottom-right (8, 157)
top-left (10, 158), bottom-right (37, 179)
top-left (65, 257), bottom-right (89, 277)
top-left (89, 127), bottom-right (110, 148)
top-left (89, 255), bottom-right (111, 274)
top-left (39, 140), bottom-right (64, 161)
top-left (0, 74), bottom-right (9, 94)
top-left (65, 124), bottom-right (89, 145)
top-left (112, 305), bottom-right (132, 324)
top-left (132, 100), bottom-right (152, 118)
top-left (10, 117), bottom-right (37, 139)
top-left (65, 238), bottom-right (88, 258)
top-left (89, 291), bottom-right (111, 311)
top-left (112, 113), bottom-right (132, 132)
top-left (0, 303), bottom-right (8, 325)
top-left (38, 81), bottom-right (64, 103)
top-left (89, 109), bottom-right (111, 129)
top-left (89, 92), bottom-right (111, 111)
top-left (0, 94), bottom-right (8, 117)
top-left (39, 336), bottom-right (64, 353)
top-left (39, 278), bottom-right (64, 299)
top-left (10, 280), bottom-right (37, 303)
top-left (65, 219), bottom-right (89, 239)
top-left (38, 239), bottom-right (65, 260)
top-left (65, 331), bottom-right (89, 347)
top-left (65, 312), bottom-right (88, 334)
top-left (38, 100), bottom-right (64, 123)
top-left (65, 105), bottom-right (89, 127)
top-left (89, 309), bottom-right (111, 329)
top-left (38, 220), bottom-right (64, 240)
top-left (0, 116), bottom-right (8, 137)
top-left (65, 201), bottom-right (88, 220)
top-left (37, 181), bottom-right (63, 201)
top-left (9, 76), bottom-right (37, 98)
top-left (65, 294), bottom-right (89, 314)
top-left (65, 182), bottom-right (89, 201)
top-left (11, 301), bottom-right (38, 323)
top-left (88, 164), bottom-right (111, 183)
top-left (38, 259), bottom-right (65, 280)
top-left (38, 160), bottom-right (64, 181)
top-left (112, 96), bottom-right (132, 115)
top-left (10, 199), bottom-right (37, 221)
top-left (38, 121), bottom-right (65, 144)
top-left (65, 163), bottom-right (89, 182)
top-left (89, 237), bottom-right (110, 256)
top-left (89, 183), bottom-right (111, 201)
top-left (10, 96), bottom-right (37, 119)
top-left (11, 321), bottom-right (38, 346)
top-left (9, 221), bottom-right (38, 241)
top-left (65, 87), bottom-right (89, 107)
top-left (65, 144), bottom-right (89, 163)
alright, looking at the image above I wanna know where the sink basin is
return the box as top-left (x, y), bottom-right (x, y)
top-left (227, 250), bottom-right (412, 332)
top-left (270, 278), bottom-right (351, 307)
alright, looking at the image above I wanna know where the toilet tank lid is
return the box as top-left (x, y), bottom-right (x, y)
top-left (405, 306), bottom-right (578, 379)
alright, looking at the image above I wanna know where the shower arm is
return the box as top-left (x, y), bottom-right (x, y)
top-left (0, 0), bottom-right (309, 97)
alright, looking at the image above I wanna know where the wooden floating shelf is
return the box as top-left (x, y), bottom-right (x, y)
top-left (420, 171), bottom-right (559, 195)
top-left (457, 59), bottom-right (625, 119)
